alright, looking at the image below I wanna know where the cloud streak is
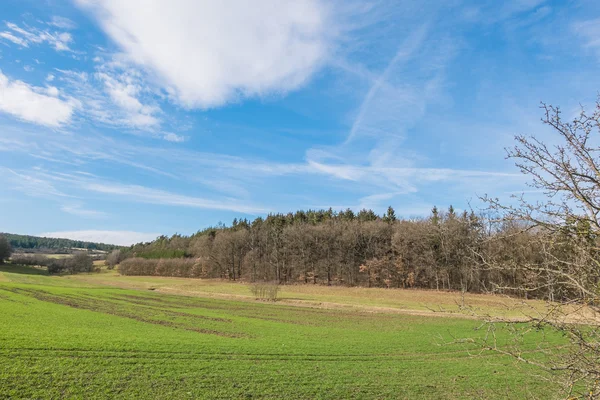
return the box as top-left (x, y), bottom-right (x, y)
top-left (60, 204), bottom-right (109, 219)
top-left (83, 182), bottom-right (269, 214)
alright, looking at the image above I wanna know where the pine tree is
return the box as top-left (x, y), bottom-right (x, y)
top-left (383, 206), bottom-right (397, 224)
top-left (431, 206), bottom-right (440, 225)
top-left (0, 235), bottom-right (12, 263)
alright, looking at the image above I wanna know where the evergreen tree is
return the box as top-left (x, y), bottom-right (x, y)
top-left (0, 235), bottom-right (11, 263)
top-left (431, 206), bottom-right (440, 225)
top-left (448, 205), bottom-right (455, 218)
top-left (383, 206), bottom-right (397, 224)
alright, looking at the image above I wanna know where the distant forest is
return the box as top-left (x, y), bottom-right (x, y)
top-left (4, 233), bottom-right (122, 252)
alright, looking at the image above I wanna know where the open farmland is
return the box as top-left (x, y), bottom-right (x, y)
top-left (0, 264), bottom-right (565, 399)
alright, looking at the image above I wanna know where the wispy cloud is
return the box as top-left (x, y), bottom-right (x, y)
top-left (1, 162), bottom-right (269, 215)
top-left (49, 16), bottom-right (77, 30)
top-left (83, 182), bottom-right (268, 214)
top-left (0, 31), bottom-right (28, 47)
top-left (2, 167), bottom-right (73, 199)
top-left (1, 123), bottom-right (525, 214)
top-left (573, 18), bottom-right (600, 58)
top-left (305, 14), bottom-right (458, 193)
top-left (60, 204), bottom-right (108, 219)
top-left (95, 64), bottom-right (161, 129)
top-left (0, 22), bottom-right (73, 51)
top-left (51, 66), bottom-right (184, 142)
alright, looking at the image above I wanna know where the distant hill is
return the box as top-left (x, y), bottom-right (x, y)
top-left (1, 233), bottom-right (123, 252)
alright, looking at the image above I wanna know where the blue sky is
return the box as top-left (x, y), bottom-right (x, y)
top-left (1, 0), bottom-right (599, 245)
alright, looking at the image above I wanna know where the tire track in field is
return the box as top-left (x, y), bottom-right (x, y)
top-left (3, 287), bottom-right (247, 338)
top-left (0, 346), bottom-right (535, 363)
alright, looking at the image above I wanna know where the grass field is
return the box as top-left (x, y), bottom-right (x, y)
top-left (0, 264), bottom-right (565, 399)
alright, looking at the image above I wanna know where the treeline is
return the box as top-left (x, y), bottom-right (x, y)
top-left (117, 206), bottom-right (585, 299)
top-left (3, 233), bottom-right (122, 252)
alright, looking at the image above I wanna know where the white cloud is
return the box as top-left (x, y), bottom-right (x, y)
top-left (161, 132), bottom-right (185, 143)
top-left (45, 86), bottom-right (60, 97)
top-left (76, 0), bottom-right (334, 108)
top-left (0, 71), bottom-right (75, 127)
top-left (40, 230), bottom-right (159, 246)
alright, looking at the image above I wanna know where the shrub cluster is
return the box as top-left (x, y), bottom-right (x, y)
top-left (10, 254), bottom-right (49, 266)
top-left (11, 252), bottom-right (95, 275)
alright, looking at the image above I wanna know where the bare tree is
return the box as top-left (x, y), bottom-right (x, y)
top-left (105, 249), bottom-right (122, 270)
top-left (480, 99), bottom-right (600, 398)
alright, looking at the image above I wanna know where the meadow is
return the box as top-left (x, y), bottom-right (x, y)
top-left (0, 264), bottom-right (565, 399)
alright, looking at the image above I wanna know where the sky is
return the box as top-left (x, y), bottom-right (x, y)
top-left (1, 0), bottom-right (599, 246)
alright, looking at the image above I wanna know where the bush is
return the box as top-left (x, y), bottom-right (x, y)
top-left (46, 259), bottom-right (66, 275)
top-left (250, 281), bottom-right (280, 301)
top-left (105, 249), bottom-right (123, 270)
top-left (70, 252), bottom-right (94, 273)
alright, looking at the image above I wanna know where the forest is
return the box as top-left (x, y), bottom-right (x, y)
top-left (115, 204), bottom-right (583, 302)
top-left (4, 233), bottom-right (122, 252)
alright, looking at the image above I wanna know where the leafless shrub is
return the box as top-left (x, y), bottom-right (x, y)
top-left (250, 281), bottom-right (280, 301)
top-left (105, 249), bottom-right (122, 270)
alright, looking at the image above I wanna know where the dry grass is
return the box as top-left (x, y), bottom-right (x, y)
top-left (57, 270), bottom-right (562, 320)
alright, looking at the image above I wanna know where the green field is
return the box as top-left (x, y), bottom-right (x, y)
top-left (0, 264), bottom-right (564, 399)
